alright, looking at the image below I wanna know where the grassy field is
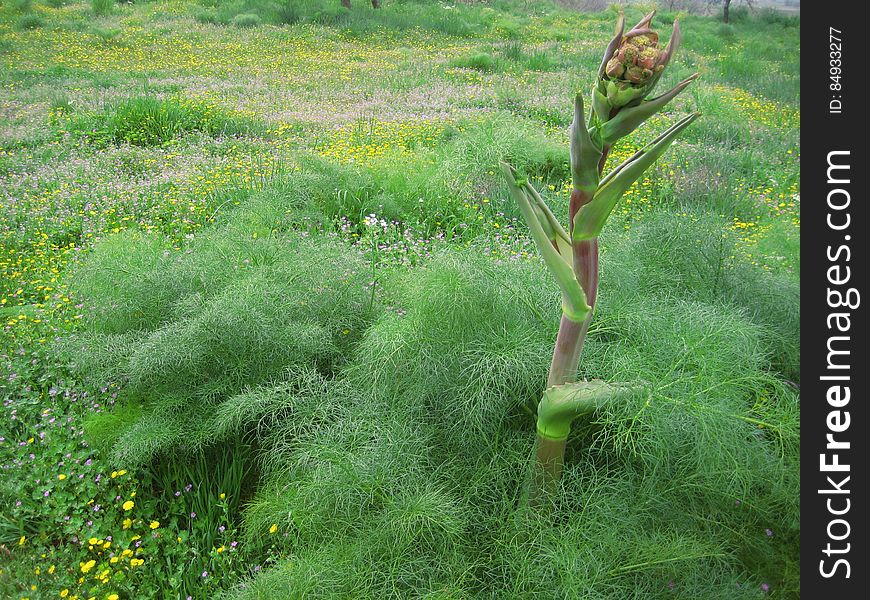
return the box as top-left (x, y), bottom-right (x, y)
top-left (1, 1), bottom-right (799, 599)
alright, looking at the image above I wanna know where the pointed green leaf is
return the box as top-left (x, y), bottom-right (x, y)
top-left (570, 93), bottom-right (603, 193)
top-left (592, 86), bottom-right (611, 124)
top-left (523, 181), bottom-right (572, 257)
top-left (657, 19), bottom-right (682, 69)
top-left (501, 162), bottom-right (590, 322)
top-left (572, 113), bottom-right (699, 241)
top-left (599, 73), bottom-right (698, 144)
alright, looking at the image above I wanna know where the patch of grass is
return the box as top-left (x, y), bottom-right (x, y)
top-left (717, 23), bottom-right (736, 41)
top-left (185, 0), bottom-right (496, 35)
top-left (15, 13), bottom-right (44, 30)
top-left (12, 0), bottom-right (33, 13)
top-left (59, 96), bottom-right (264, 147)
top-left (449, 52), bottom-right (500, 72)
top-left (230, 12), bottom-right (261, 29)
top-left (91, 0), bottom-right (115, 17)
top-left (499, 41), bottom-right (561, 72)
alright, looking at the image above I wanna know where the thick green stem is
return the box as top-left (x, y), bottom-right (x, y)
top-left (529, 380), bottom-right (634, 502)
top-left (547, 315), bottom-right (585, 387)
top-left (529, 435), bottom-right (566, 505)
top-left (530, 147), bottom-right (609, 504)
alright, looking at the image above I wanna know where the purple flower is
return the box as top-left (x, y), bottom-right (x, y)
top-left (185, 483), bottom-right (193, 492)
top-left (218, 525), bottom-right (225, 533)
top-left (201, 571), bottom-right (208, 578)
top-left (190, 512), bottom-right (197, 519)
top-left (765, 528), bottom-right (774, 538)
top-left (667, 580), bottom-right (675, 590)
top-left (761, 583), bottom-right (770, 593)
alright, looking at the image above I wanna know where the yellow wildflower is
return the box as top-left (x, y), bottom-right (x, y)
top-left (122, 500), bottom-right (134, 511)
top-left (58, 474), bottom-right (67, 480)
top-left (149, 520), bottom-right (160, 529)
top-left (80, 559), bottom-right (96, 573)
top-left (269, 523), bottom-right (278, 534)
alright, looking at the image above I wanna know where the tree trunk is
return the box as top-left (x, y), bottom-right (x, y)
top-left (723, 0), bottom-right (731, 23)
top-left (341, 0), bottom-right (351, 8)
top-left (372, 0), bottom-right (381, 7)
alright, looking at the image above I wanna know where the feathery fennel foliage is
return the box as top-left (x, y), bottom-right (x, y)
top-left (63, 148), bottom-right (798, 599)
top-left (224, 245), bottom-right (797, 599)
top-left (64, 216), bottom-right (376, 466)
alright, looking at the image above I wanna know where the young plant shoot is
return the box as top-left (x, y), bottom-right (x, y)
top-left (501, 9), bottom-right (700, 503)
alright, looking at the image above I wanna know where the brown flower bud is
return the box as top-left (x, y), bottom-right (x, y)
top-left (637, 48), bottom-right (659, 70)
top-left (618, 45), bottom-right (638, 65)
top-left (627, 33), bottom-right (658, 48)
top-left (625, 66), bottom-right (645, 84)
top-left (605, 57), bottom-right (625, 78)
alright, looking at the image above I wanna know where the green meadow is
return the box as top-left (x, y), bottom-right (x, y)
top-left (1, 1), bottom-right (799, 598)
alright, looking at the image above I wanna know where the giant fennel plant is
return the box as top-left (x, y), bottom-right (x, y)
top-left (501, 10), bottom-right (699, 502)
